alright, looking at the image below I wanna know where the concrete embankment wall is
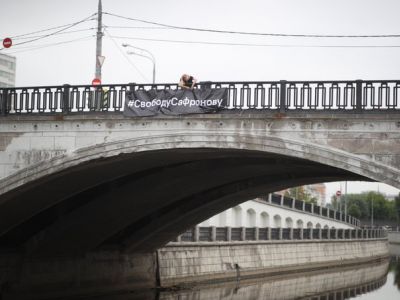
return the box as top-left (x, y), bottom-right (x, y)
top-left (389, 231), bottom-right (400, 244)
top-left (158, 239), bottom-right (389, 287)
top-left (159, 260), bottom-right (389, 300)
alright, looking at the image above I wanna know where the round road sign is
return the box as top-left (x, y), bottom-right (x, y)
top-left (92, 78), bottom-right (101, 86)
top-left (3, 37), bottom-right (12, 48)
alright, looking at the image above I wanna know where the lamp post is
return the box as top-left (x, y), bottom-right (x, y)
top-left (122, 44), bottom-right (156, 84)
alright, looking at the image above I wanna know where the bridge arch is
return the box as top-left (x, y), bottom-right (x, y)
top-left (0, 131), bottom-right (397, 254)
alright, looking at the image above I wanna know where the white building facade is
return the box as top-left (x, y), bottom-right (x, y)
top-left (199, 198), bottom-right (356, 229)
top-left (0, 53), bottom-right (16, 88)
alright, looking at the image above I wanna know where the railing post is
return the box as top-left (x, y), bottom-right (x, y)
top-left (62, 84), bottom-right (71, 114)
top-left (309, 228), bottom-right (313, 240)
top-left (334, 229), bottom-right (338, 239)
top-left (289, 227), bottom-right (293, 240)
top-left (279, 80), bottom-right (287, 113)
top-left (241, 227), bottom-right (246, 241)
top-left (280, 194), bottom-right (284, 206)
top-left (226, 226), bottom-right (231, 241)
top-left (1, 88), bottom-right (8, 116)
top-left (278, 228), bottom-right (283, 240)
top-left (255, 227), bottom-right (259, 241)
top-left (194, 226), bottom-right (199, 242)
top-left (311, 203), bottom-right (314, 214)
top-left (302, 201), bottom-right (305, 211)
top-left (356, 79), bottom-right (363, 112)
top-left (327, 208), bottom-right (330, 219)
top-left (267, 193), bottom-right (272, 203)
top-left (291, 198), bottom-right (295, 209)
top-left (300, 227), bottom-right (303, 240)
top-left (211, 226), bottom-right (216, 242)
top-left (267, 227), bottom-right (271, 240)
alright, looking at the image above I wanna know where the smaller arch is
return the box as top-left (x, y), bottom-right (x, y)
top-left (260, 212), bottom-right (269, 227)
top-left (307, 221), bottom-right (313, 229)
top-left (296, 219), bottom-right (304, 229)
top-left (273, 214), bottom-right (282, 228)
top-left (316, 223), bottom-right (321, 229)
top-left (219, 211), bottom-right (227, 227)
top-left (246, 208), bottom-right (256, 227)
top-left (233, 206), bottom-right (243, 227)
top-left (323, 225), bottom-right (329, 229)
top-left (285, 217), bottom-right (293, 228)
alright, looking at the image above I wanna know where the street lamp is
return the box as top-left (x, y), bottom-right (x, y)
top-left (122, 43), bottom-right (156, 84)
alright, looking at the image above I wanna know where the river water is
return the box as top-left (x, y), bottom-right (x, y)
top-left (77, 245), bottom-right (400, 300)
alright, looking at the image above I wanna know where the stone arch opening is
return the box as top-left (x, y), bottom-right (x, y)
top-left (307, 221), bottom-right (313, 229)
top-left (233, 206), bottom-right (243, 227)
top-left (285, 217), bottom-right (293, 228)
top-left (246, 208), bottom-right (256, 227)
top-left (273, 215), bottom-right (282, 228)
top-left (296, 219), bottom-right (304, 229)
top-left (260, 212), bottom-right (269, 227)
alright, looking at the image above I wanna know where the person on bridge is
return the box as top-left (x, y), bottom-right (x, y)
top-left (179, 74), bottom-right (197, 90)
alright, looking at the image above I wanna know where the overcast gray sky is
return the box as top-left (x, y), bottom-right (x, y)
top-left (0, 0), bottom-right (399, 198)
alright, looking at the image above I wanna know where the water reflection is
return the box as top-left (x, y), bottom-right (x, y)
top-left (79, 259), bottom-right (393, 300)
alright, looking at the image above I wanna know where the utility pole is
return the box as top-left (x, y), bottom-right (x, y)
top-left (344, 181), bottom-right (347, 216)
top-left (95, 0), bottom-right (103, 80)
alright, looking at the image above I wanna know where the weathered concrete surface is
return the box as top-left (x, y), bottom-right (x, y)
top-left (158, 259), bottom-right (389, 300)
top-left (0, 251), bottom-right (156, 300)
top-left (0, 112), bottom-right (398, 255)
top-left (389, 231), bottom-right (400, 244)
top-left (158, 239), bottom-right (389, 287)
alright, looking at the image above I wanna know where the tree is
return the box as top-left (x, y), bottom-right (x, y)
top-left (285, 186), bottom-right (318, 204)
top-left (348, 204), bottom-right (361, 218)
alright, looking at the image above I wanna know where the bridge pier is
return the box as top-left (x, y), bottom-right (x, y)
top-left (0, 251), bottom-right (157, 300)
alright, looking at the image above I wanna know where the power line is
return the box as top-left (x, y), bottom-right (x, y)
top-left (104, 25), bottom-right (170, 30)
top-left (103, 28), bottom-right (149, 82)
top-left (6, 36), bottom-right (95, 54)
top-left (13, 28), bottom-right (96, 40)
top-left (104, 12), bottom-right (400, 38)
top-left (8, 18), bottom-right (96, 39)
top-left (109, 35), bottom-right (400, 48)
top-left (0, 13), bottom-right (97, 51)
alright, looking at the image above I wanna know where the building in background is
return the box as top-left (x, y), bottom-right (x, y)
top-left (277, 183), bottom-right (327, 207)
top-left (305, 183), bottom-right (327, 206)
top-left (0, 53), bottom-right (16, 87)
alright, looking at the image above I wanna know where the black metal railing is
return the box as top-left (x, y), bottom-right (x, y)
top-left (259, 193), bottom-right (361, 228)
top-left (1, 80), bottom-right (400, 115)
top-left (174, 227), bottom-right (387, 243)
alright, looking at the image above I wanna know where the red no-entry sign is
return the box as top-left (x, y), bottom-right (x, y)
top-left (2, 37), bottom-right (12, 48)
top-left (336, 190), bottom-right (342, 197)
top-left (92, 78), bottom-right (101, 86)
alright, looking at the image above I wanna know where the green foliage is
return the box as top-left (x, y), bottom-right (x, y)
top-left (285, 186), bottom-right (318, 204)
top-left (348, 204), bottom-right (361, 218)
top-left (331, 191), bottom-right (399, 221)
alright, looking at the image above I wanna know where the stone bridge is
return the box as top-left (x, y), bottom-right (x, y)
top-left (0, 80), bottom-right (399, 256)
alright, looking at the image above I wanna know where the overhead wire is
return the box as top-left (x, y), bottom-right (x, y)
top-left (0, 13), bottom-right (97, 51)
top-left (103, 27), bottom-right (149, 82)
top-left (7, 17), bottom-right (96, 39)
top-left (103, 12), bottom-right (400, 38)
top-left (109, 35), bottom-right (400, 48)
top-left (6, 36), bottom-right (95, 54)
top-left (12, 28), bottom-right (97, 40)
